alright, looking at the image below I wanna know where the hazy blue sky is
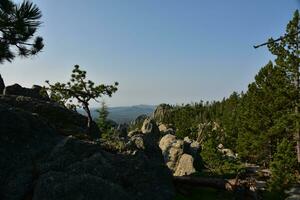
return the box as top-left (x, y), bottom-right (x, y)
top-left (1, 0), bottom-right (299, 106)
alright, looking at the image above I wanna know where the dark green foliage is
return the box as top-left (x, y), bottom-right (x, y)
top-left (162, 95), bottom-right (240, 148)
top-left (0, 0), bottom-right (44, 63)
top-left (237, 62), bottom-right (295, 164)
top-left (96, 101), bottom-right (114, 138)
top-left (45, 65), bottom-right (118, 134)
top-left (268, 139), bottom-right (297, 193)
top-left (267, 10), bottom-right (300, 163)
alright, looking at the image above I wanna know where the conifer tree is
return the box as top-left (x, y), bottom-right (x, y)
top-left (237, 62), bottom-right (294, 164)
top-left (268, 139), bottom-right (297, 192)
top-left (267, 10), bottom-right (300, 162)
top-left (0, 0), bottom-right (44, 92)
top-left (97, 101), bottom-right (109, 133)
top-left (0, 0), bottom-right (44, 63)
top-left (46, 65), bottom-right (118, 135)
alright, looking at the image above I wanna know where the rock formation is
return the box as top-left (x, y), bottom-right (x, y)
top-left (4, 84), bottom-right (49, 101)
top-left (0, 95), bottom-right (100, 138)
top-left (159, 134), bottom-right (203, 176)
top-left (152, 104), bottom-right (172, 123)
top-left (217, 143), bottom-right (237, 159)
top-left (0, 90), bottom-right (175, 200)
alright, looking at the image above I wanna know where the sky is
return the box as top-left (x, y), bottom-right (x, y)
top-left (1, 0), bottom-right (300, 107)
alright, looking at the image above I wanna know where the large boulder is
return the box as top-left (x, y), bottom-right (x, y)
top-left (4, 84), bottom-right (49, 101)
top-left (141, 118), bottom-right (160, 137)
top-left (159, 134), bottom-right (184, 172)
top-left (174, 154), bottom-right (196, 176)
top-left (152, 104), bottom-right (172, 123)
top-left (0, 104), bottom-right (61, 200)
top-left (159, 123), bottom-right (175, 135)
top-left (0, 75), bottom-right (4, 94)
top-left (0, 103), bottom-right (175, 200)
top-left (0, 95), bottom-right (100, 138)
top-left (159, 134), bottom-right (203, 176)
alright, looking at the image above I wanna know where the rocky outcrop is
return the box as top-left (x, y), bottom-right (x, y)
top-left (0, 101), bottom-right (175, 200)
top-left (152, 104), bottom-right (172, 123)
top-left (174, 154), bottom-right (196, 176)
top-left (4, 84), bottom-right (49, 101)
top-left (159, 134), bottom-right (203, 176)
top-left (158, 123), bottom-right (175, 135)
top-left (217, 143), bottom-right (237, 159)
top-left (130, 114), bottom-right (148, 127)
top-left (0, 95), bottom-right (100, 138)
top-left (141, 118), bottom-right (160, 136)
top-left (0, 75), bottom-right (4, 94)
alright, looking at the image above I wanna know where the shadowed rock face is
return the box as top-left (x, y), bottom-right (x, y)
top-left (0, 95), bottom-right (100, 139)
top-left (4, 84), bottom-right (49, 101)
top-left (0, 97), bottom-right (175, 200)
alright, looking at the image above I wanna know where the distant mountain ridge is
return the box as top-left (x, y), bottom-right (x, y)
top-left (89, 105), bottom-right (156, 124)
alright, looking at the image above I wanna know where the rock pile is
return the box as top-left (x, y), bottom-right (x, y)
top-left (0, 87), bottom-right (175, 200)
top-left (159, 134), bottom-right (203, 176)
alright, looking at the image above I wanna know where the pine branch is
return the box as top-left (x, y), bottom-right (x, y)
top-left (254, 30), bottom-right (300, 49)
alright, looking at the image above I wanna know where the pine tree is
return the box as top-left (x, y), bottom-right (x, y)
top-left (97, 101), bottom-right (109, 133)
top-left (267, 10), bottom-right (300, 162)
top-left (46, 65), bottom-right (118, 135)
top-left (268, 139), bottom-right (297, 192)
top-left (237, 62), bottom-right (294, 164)
top-left (0, 0), bottom-right (44, 93)
top-left (0, 0), bottom-right (44, 63)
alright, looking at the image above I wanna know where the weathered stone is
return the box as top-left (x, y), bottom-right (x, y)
top-left (159, 124), bottom-right (175, 135)
top-left (174, 154), bottom-right (196, 176)
top-left (141, 118), bottom-right (160, 137)
top-left (0, 104), bottom-right (61, 200)
top-left (0, 95), bottom-right (100, 138)
top-left (152, 104), bottom-right (172, 123)
top-left (128, 130), bottom-right (142, 137)
top-left (0, 102), bottom-right (175, 200)
top-left (4, 84), bottom-right (49, 101)
top-left (159, 134), bottom-right (203, 176)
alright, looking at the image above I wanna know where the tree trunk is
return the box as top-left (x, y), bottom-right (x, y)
top-left (296, 68), bottom-right (300, 163)
top-left (0, 74), bottom-right (5, 95)
top-left (83, 102), bottom-right (92, 135)
top-left (296, 31), bottom-right (300, 163)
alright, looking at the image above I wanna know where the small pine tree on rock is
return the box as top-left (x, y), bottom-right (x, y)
top-left (45, 65), bottom-right (118, 135)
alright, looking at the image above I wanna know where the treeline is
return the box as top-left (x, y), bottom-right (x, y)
top-left (161, 10), bottom-right (300, 169)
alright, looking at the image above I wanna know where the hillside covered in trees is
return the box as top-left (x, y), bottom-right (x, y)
top-left (0, 0), bottom-right (300, 200)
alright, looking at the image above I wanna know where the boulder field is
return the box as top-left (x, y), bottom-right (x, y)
top-left (0, 85), bottom-right (175, 200)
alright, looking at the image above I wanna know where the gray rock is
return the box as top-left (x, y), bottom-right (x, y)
top-left (174, 154), bottom-right (196, 176)
top-left (152, 104), bottom-right (172, 123)
top-left (0, 104), bottom-right (61, 200)
top-left (159, 134), bottom-right (183, 172)
top-left (159, 134), bottom-right (203, 176)
top-left (0, 101), bottom-right (175, 200)
top-left (0, 95), bottom-right (100, 139)
top-left (128, 129), bottom-right (142, 137)
top-left (4, 84), bottom-right (49, 101)
top-left (141, 118), bottom-right (160, 139)
top-left (159, 124), bottom-right (175, 135)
